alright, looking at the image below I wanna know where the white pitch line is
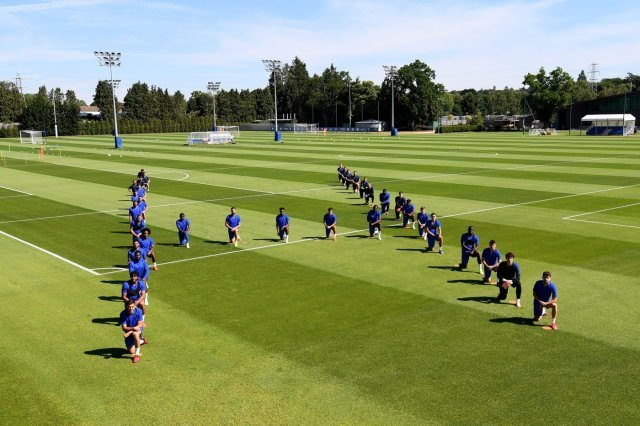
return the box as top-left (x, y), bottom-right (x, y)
top-left (0, 229), bottom-right (99, 276)
top-left (0, 208), bottom-right (124, 225)
top-left (0, 185), bottom-right (32, 196)
top-left (563, 218), bottom-right (640, 229)
top-left (562, 201), bottom-right (640, 219)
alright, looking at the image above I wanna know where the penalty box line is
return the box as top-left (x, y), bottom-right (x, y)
top-left (0, 229), bottom-right (99, 276)
top-left (0, 185), bottom-right (33, 196)
top-left (562, 201), bottom-right (640, 230)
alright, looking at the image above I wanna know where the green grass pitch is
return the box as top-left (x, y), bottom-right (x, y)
top-left (1, 131), bottom-right (640, 424)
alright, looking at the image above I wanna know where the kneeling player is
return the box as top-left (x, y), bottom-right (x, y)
top-left (417, 207), bottom-right (429, 240)
top-left (367, 204), bottom-right (382, 240)
top-left (275, 207), bottom-right (290, 243)
top-left (481, 240), bottom-right (502, 283)
top-left (496, 252), bottom-right (521, 307)
top-left (425, 213), bottom-right (444, 254)
top-left (122, 271), bottom-right (147, 316)
top-left (323, 207), bottom-right (337, 241)
top-left (138, 228), bottom-right (158, 270)
top-left (379, 189), bottom-right (391, 216)
top-left (120, 299), bottom-right (147, 363)
top-left (458, 226), bottom-right (481, 272)
top-left (533, 271), bottom-right (558, 330)
top-left (176, 213), bottom-right (191, 248)
top-left (403, 199), bottom-right (415, 229)
top-left (225, 207), bottom-right (241, 247)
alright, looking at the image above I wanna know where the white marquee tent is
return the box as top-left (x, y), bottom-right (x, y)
top-left (581, 114), bottom-right (635, 136)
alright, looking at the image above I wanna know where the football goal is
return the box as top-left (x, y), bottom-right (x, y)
top-left (294, 123), bottom-right (319, 134)
top-left (188, 131), bottom-right (235, 146)
top-left (20, 130), bottom-right (46, 145)
top-left (217, 125), bottom-right (240, 138)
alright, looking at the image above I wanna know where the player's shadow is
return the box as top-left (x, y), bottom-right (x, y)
top-left (393, 235), bottom-right (420, 239)
top-left (253, 238), bottom-right (280, 242)
top-left (98, 296), bottom-right (122, 302)
top-left (118, 220), bottom-right (129, 224)
top-left (396, 248), bottom-right (425, 252)
top-left (352, 203), bottom-right (368, 206)
top-left (110, 230), bottom-right (131, 234)
top-left (448, 279), bottom-right (487, 286)
top-left (101, 280), bottom-right (124, 285)
top-left (345, 235), bottom-right (370, 239)
top-left (203, 240), bottom-right (230, 245)
top-left (428, 266), bottom-right (458, 271)
top-left (489, 317), bottom-right (537, 327)
top-left (92, 317), bottom-right (120, 326)
top-left (157, 242), bottom-right (180, 247)
top-left (84, 347), bottom-right (128, 360)
top-left (457, 296), bottom-right (499, 304)
top-left (111, 264), bottom-right (128, 269)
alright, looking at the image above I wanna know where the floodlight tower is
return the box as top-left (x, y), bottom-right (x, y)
top-left (383, 65), bottom-right (398, 136)
top-left (94, 51), bottom-right (122, 148)
top-left (207, 81), bottom-right (221, 131)
top-left (347, 75), bottom-right (352, 129)
top-left (262, 59), bottom-right (282, 142)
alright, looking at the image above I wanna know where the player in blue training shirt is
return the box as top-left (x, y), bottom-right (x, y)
top-left (138, 228), bottom-right (158, 271)
top-left (359, 177), bottom-right (370, 200)
top-left (425, 212), bottom-right (444, 254)
top-left (337, 163), bottom-right (345, 183)
top-left (128, 200), bottom-right (140, 223)
top-left (129, 212), bottom-right (146, 242)
top-left (128, 250), bottom-right (150, 284)
top-left (403, 199), bottom-right (415, 229)
top-left (127, 240), bottom-right (147, 263)
top-left (394, 191), bottom-right (406, 220)
top-left (225, 207), bottom-right (241, 247)
top-left (481, 240), bottom-right (502, 284)
top-left (120, 299), bottom-right (146, 363)
top-left (367, 204), bottom-right (382, 240)
top-left (136, 197), bottom-right (148, 220)
top-left (380, 189), bottom-right (391, 216)
top-left (122, 271), bottom-right (147, 316)
top-left (457, 226), bottom-right (481, 272)
top-left (323, 207), bottom-right (337, 241)
top-left (176, 212), bottom-right (191, 248)
top-left (275, 207), bottom-right (290, 243)
top-left (417, 207), bottom-right (429, 240)
top-left (497, 251), bottom-right (521, 307)
top-left (351, 172), bottom-right (360, 194)
top-left (533, 271), bottom-right (558, 330)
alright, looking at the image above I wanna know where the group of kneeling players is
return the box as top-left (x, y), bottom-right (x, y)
top-left (118, 163), bottom-right (558, 363)
top-left (337, 163), bottom-right (559, 330)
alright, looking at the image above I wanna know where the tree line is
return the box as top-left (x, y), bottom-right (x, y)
top-left (1, 57), bottom-right (639, 137)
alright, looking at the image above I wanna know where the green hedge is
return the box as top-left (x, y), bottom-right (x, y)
top-left (438, 124), bottom-right (484, 133)
top-left (78, 116), bottom-right (217, 136)
top-left (0, 126), bottom-right (19, 138)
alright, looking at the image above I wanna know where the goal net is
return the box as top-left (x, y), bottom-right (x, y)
top-left (217, 126), bottom-right (240, 138)
top-left (188, 131), bottom-right (235, 145)
top-left (294, 123), bottom-right (319, 134)
top-left (20, 130), bottom-right (46, 145)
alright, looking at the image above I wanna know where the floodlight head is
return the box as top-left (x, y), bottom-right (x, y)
top-left (383, 65), bottom-right (398, 80)
top-left (94, 51), bottom-right (122, 67)
top-left (262, 59), bottom-right (282, 74)
top-left (207, 81), bottom-right (221, 93)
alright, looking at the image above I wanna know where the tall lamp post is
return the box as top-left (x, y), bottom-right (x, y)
top-left (262, 59), bottom-right (282, 142)
top-left (50, 89), bottom-right (61, 138)
top-left (207, 81), bottom-right (220, 131)
top-left (94, 51), bottom-right (122, 148)
top-left (383, 65), bottom-right (398, 136)
top-left (347, 76), bottom-right (352, 129)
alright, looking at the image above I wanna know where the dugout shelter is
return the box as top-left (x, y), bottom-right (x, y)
top-left (581, 114), bottom-right (635, 136)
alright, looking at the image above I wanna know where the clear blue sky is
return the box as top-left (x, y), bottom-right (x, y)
top-left (1, 0), bottom-right (639, 103)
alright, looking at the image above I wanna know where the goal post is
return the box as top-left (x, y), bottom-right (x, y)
top-left (217, 125), bottom-right (240, 138)
top-left (294, 123), bottom-right (319, 134)
top-left (188, 131), bottom-right (235, 146)
top-left (20, 130), bottom-right (46, 145)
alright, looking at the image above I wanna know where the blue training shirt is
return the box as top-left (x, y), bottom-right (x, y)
top-left (138, 235), bottom-right (154, 251)
top-left (176, 218), bottom-right (190, 232)
top-left (367, 210), bottom-right (381, 224)
top-left (533, 280), bottom-right (558, 302)
top-left (461, 233), bottom-right (479, 252)
top-left (122, 280), bottom-right (147, 301)
top-left (226, 214), bottom-right (241, 228)
top-left (128, 259), bottom-right (149, 281)
top-left (120, 307), bottom-right (144, 328)
top-left (427, 219), bottom-right (441, 235)
top-left (380, 192), bottom-right (391, 203)
top-left (323, 213), bottom-right (336, 226)
top-left (275, 214), bottom-right (290, 227)
top-left (482, 247), bottom-right (502, 265)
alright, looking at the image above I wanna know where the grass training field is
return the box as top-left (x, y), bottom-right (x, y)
top-left (1, 130), bottom-right (639, 424)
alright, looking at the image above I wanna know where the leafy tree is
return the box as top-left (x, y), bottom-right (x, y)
top-left (59, 90), bottom-right (81, 135)
top-left (21, 86), bottom-right (52, 131)
top-left (283, 57), bottom-right (310, 122)
top-left (351, 79), bottom-right (379, 122)
top-left (124, 82), bottom-right (152, 121)
top-left (186, 91), bottom-right (212, 116)
top-left (93, 80), bottom-right (116, 124)
top-left (572, 70), bottom-right (596, 102)
top-left (0, 81), bottom-right (24, 123)
top-left (393, 60), bottom-right (446, 129)
top-left (523, 67), bottom-right (575, 127)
